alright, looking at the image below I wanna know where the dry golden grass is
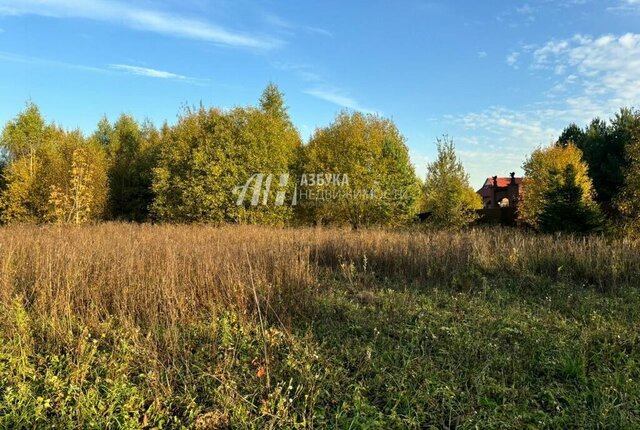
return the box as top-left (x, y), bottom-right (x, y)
top-left (1, 224), bottom-right (639, 329)
top-left (1, 224), bottom-right (640, 428)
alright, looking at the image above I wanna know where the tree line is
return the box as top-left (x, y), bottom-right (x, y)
top-left (522, 108), bottom-right (640, 234)
top-left (0, 84), bottom-right (426, 228)
top-left (0, 84), bottom-right (639, 234)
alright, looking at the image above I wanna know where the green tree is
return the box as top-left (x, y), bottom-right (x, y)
top-left (235, 84), bottom-right (301, 225)
top-left (259, 81), bottom-right (289, 119)
top-left (538, 165), bottom-right (605, 234)
top-left (421, 136), bottom-right (481, 229)
top-left (557, 123), bottom-right (585, 149)
top-left (94, 115), bottom-right (113, 147)
top-left (300, 111), bottom-right (419, 228)
top-left (616, 114), bottom-right (640, 233)
top-left (521, 143), bottom-right (596, 228)
top-left (152, 85), bottom-right (301, 225)
top-left (0, 102), bottom-right (52, 161)
top-left (152, 106), bottom-right (239, 223)
top-left (102, 115), bottom-right (160, 221)
top-left (556, 109), bottom-right (640, 206)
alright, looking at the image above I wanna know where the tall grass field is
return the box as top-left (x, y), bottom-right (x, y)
top-left (1, 224), bottom-right (639, 428)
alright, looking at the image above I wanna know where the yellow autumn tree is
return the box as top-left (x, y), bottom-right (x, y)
top-left (520, 143), bottom-right (596, 228)
top-left (48, 142), bottom-right (108, 224)
top-left (300, 111), bottom-right (420, 228)
top-left (0, 103), bottom-right (57, 223)
top-left (0, 104), bottom-right (108, 224)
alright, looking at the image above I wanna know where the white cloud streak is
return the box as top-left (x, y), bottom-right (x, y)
top-left (0, 51), bottom-right (206, 84)
top-left (0, 0), bottom-right (280, 49)
top-left (304, 88), bottom-right (377, 114)
top-left (608, 0), bottom-right (640, 12)
top-left (0, 51), bottom-right (106, 73)
top-left (109, 64), bottom-right (185, 79)
top-left (264, 13), bottom-right (332, 38)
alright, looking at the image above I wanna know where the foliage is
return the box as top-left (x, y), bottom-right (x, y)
top-left (0, 103), bottom-right (55, 222)
top-left (0, 102), bottom-right (51, 162)
top-left (300, 111), bottom-right (420, 228)
top-left (520, 143), bottom-right (595, 228)
top-left (421, 136), bottom-right (481, 229)
top-left (557, 108), bottom-right (640, 205)
top-left (102, 115), bottom-right (161, 222)
top-left (48, 143), bottom-right (108, 224)
top-left (0, 104), bottom-right (107, 224)
top-left (538, 165), bottom-right (605, 234)
top-left (4, 98), bottom-right (640, 235)
top-left (236, 84), bottom-right (301, 225)
top-left (616, 115), bottom-right (640, 234)
top-left (151, 106), bottom-right (238, 223)
top-left (152, 85), bottom-right (300, 225)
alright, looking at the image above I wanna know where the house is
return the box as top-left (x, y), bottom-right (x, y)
top-left (477, 172), bottom-right (522, 209)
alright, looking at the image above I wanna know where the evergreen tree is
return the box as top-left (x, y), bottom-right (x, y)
top-left (421, 136), bottom-right (481, 229)
top-left (521, 143), bottom-right (595, 228)
top-left (557, 123), bottom-right (585, 148)
top-left (616, 115), bottom-right (640, 234)
top-left (556, 109), bottom-right (639, 206)
top-left (259, 82), bottom-right (289, 120)
top-left (538, 165), bottom-right (605, 234)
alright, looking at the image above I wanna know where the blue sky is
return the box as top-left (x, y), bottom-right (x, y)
top-left (0, 0), bottom-right (639, 187)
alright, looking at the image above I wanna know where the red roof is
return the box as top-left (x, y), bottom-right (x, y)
top-left (483, 177), bottom-right (523, 188)
top-left (476, 177), bottom-right (523, 198)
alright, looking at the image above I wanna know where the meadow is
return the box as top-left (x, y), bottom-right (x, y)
top-left (0, 224), bottom-right (639, 429)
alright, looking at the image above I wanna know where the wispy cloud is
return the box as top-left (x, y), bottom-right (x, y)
top-left (477, 51), bottom-right (487, 59)
top-left (0, 51), bottom-right (207, 85)
top-left (0, 0), bottom-right (280, 49)
top-left (108, 64), bottom-right (205, 84)
top-left (530, 33), bottom-right (640, 108)
top-left (444, 106), bottom-right (561, 185)
top-left (608, 0), bottom-right (640, 13)
top-left (506, 52), bottom-right (520, 68)
top-left (273, 60), bottom-right (374, 114)
top-left (0, 51), bottom-right (106, 73)
top-left (271, 61), bottom-right (323, 83)
top-left (304, 88), bottom-right (377, 114)
top-left (496, 3), bottom-right (536, 28)
top-left (515, 4), bottom-right (534, 15)
top-left (263, 13), bottom-right (332, 38)
top-left (445, 31), bottom-right (640, 186)
top-left (109, 64), bottom-right (187, 79)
